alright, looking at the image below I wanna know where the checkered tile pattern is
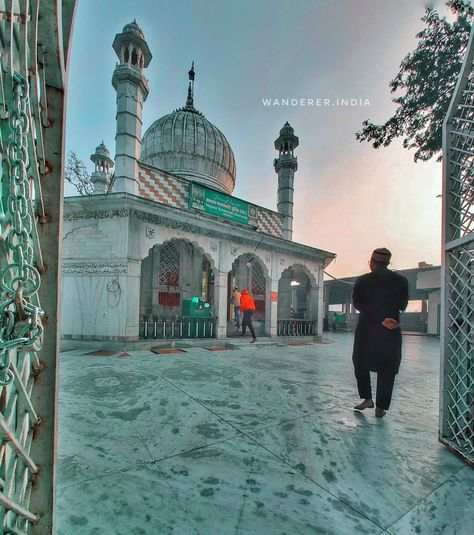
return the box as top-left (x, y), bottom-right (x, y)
top-left (139, 166), bottom-right (283, 238)
top-left (257, 208), bottom-right (283, 237)
top-left (138, 167), bottom-right (188, 209)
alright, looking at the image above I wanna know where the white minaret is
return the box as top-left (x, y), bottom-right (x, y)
top-left (273, 122), bottom-right (299, 241)
top-left (111, 20), bottom-right (152, 194)
top-left (90, 141), bottom-right (114, 194)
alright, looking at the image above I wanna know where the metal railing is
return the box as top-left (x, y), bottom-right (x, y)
top-left (277, 319), bottom-right (316, 336)
top-left (140, 318), bottom-right (216, 339)
top-left (0, 1), bottom-right (76, 532)
top-left (440, 24), bottom-right (474, 466)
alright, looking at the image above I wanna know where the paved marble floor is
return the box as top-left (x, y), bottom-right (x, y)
top-left (56, 334), bottom-right (473, 534)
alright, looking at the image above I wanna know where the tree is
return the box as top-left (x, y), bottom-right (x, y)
top-left (356, 0), bottom-right (474, 162)
top-left (64, 151), bottom-right (94, 195)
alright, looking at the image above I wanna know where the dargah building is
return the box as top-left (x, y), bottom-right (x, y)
top-left (61, 21), bottom-right (336, 343)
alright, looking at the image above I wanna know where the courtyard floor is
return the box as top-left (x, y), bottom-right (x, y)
top-left (56, 333), bottom-right (473, 534)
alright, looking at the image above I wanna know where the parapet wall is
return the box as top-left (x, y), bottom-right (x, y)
top-left (138, 164), bottom-right (283, 238)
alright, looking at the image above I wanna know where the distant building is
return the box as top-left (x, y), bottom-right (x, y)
top-left (324, 265), bottom-right (441, 336)
top-left (61, 21), bottom-right (335, 343)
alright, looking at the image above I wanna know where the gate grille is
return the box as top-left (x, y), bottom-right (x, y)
top-left (445, 245), bottom-right (473, 457)
top-left (158, 242), bottom-right (180, 307)
top-left (441, 26), bottom-right (474, 465)
top-left (251, 261), bottom-right (265, 297)
top-left (251, 261), bottom-right (266, 316)
top-left (0, 1), bottom-right (76, 532)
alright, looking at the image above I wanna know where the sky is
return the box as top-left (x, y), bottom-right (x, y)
top-left (66, 0), bottom-right (449, 278)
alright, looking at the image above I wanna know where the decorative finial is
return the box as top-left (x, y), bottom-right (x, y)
top-left (185, 62), bottom-right (195, 108)
top-left (186, 82), bottom-right (194, 108)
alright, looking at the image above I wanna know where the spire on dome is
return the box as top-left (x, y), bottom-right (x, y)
top-left (188, 61), bottom-right (195, 81)
top-left (185, 62), bottom-right (195, 109)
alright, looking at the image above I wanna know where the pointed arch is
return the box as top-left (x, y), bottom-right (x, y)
top-left (140, 237), bottom-right (216, 321)
top-left (278, 263), bottom-right (318, 322)
top-left (230, 253), bottom-right (270, 328)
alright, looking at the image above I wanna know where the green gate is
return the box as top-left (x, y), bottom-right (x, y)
top-left (0, 1), bottom-right (76, 532)
top-left (441, 24), bottom-right (474, 466)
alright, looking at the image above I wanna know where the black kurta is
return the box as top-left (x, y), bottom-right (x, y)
top-left (352, 266), bottom-right (409, 375)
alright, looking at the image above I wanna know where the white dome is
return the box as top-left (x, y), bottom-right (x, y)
top-left (141, 104), bottom-right (236, 194)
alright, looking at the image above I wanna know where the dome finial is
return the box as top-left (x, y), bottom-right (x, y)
top-left (186, 61), bottom-right (195, 109)
top-left (188, 61), bottom-right (195, 81)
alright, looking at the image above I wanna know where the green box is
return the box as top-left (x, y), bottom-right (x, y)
top-left (181, 297), bottom-right (213, 318)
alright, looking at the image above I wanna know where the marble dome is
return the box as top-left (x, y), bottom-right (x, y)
top-left (141, 83), bottom-right (236, 194)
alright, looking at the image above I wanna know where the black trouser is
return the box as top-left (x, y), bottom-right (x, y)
top-left (242, 310), bottom-right (256, 339)
top-left (354, 366), bottom-right (396, 410)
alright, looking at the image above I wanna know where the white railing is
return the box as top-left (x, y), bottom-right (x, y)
top-left (277, 319), bottom-right (316, 336)
top-left (140, 318), bottom-right (216, 339)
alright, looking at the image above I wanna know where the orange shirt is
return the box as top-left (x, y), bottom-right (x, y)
top-left (240, 293), bottom-right (256, 312)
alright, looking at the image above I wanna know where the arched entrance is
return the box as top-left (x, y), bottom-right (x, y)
top-left (228, 253), bottom-right (269, 336)
top-left (139, 239), bottom-right (215, 338)
top-left (277, 264), bottom-right (318, 336)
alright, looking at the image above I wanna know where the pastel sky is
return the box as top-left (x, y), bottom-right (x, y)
top-left (66, 0), bottom-right (448, 278)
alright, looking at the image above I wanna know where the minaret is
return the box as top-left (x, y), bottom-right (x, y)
top-left (273, 121), bottom-right (299, 241)
top-left (111, 20), bottom-right (152, 194)
top-left (90, 141), bottom-right (114, 194)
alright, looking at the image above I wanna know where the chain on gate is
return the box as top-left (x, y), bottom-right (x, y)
top-left (0, 73), bottom-right (44, 386)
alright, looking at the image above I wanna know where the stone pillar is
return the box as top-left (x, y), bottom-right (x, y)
top-left (421, 299), bottom-right (428, 333)
top-left (345, 299), bottom-right (352, 328)
top-left (278, 275), bottom-right (292, 319)
top-left (267, 278), bottom-right (279, 337)
top-left (323, 284), bottom-right (330, 319)
top-left (349, 301), bottom-right (357, 332)
top-left (214, 270), bottom-right (228, 339)
top-left (427, 290), bottom-right (441, 335)
top-left (139, 253), bottom-right (152, 317)
top-left (309, 286), bottom-right (319, 323)
top-left (123, 262), bottom-right (141, 339)
top-left (151, 245), bottom-right (160, 317)
top-left (317, 268), bottom-right (324, 337)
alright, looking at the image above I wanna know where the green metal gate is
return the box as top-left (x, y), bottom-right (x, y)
top-left (440, 24), bottom-right (474, 466)
top-left (0, 1), bottom-right (76, 532)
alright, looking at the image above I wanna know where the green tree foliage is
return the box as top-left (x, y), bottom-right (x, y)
top-left (356, 0), bottom-right (474, 162)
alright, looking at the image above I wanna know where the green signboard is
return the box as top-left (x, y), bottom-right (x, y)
top-left (189, 183), bottom-right (258, 226)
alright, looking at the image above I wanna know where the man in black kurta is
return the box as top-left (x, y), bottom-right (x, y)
top-left (352, 248), bottom-right (409, 417)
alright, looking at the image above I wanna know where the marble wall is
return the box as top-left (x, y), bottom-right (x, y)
top-left (61, 205), bottom-right (326, 342)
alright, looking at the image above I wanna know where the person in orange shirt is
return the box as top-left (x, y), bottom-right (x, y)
top-left (240, 289), bottom-right (257, 343)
